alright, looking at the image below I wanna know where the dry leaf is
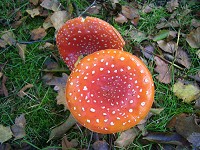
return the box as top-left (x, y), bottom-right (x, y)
top-left (45, 73), bottom-right (68, 89)
top-left (26, 8), bottom-right (40, 18)
top-left (175, 115), bottom-right (200, 139)
top-left (40, 0), bottom-right (61, 12)
top-left (0, 125), bottom-right (13, 143)
top-left (92, 141), bottom-right (109, 150)
top-left (176, 48), bottom-right (191, 69)
top-left (11, 16), bottom-right (28, 29)
top-left (43, 16), bottom-right (53, 30)
top-left (87, 5), bottom-right (101, 15)
top-left (29, 0), bottom-right (39, 5)
top-left (142, 5), bottom-right (153, 13)
top-left (1, 31), bottom-right (16, 46)
top-left (172, 80), bottom-right (200, 103)
top-left (191, 19), bottom-right (200, 28)
top-left (16, 43), bottom-right (26, 63)
top-left (196, 49), bottom-right (200, 59)
top-left (56, 87), bottom-right (68, 110)
top-left (114, 14), bottom-right (128, 24)
top-left (30, 27), bottom-right (47, 40)
top-left (154, 56), bottom-right (171, 84)
top-left (0, 75), bottom-right (8, 97)
top-left (48, 114), bottom-right (77, 141)
top-left (11, 114), bottom-right (26, 140)
top-left (186, 27), bottom-right (200, 48)
top-left (18, 84), bottom-right (34, 98)
top-left (122, 5), bottom-right (139, 20)
top-left (156, 19), bottom-right (179, 29)
top-left (50, 11), bottom-right (68, 31)
top-left (157, 40), bottom-right (177, 53)
top-left (166, 0), bottom-right (179, 13)
top-left (141, 45), bottom-right (154, 59)
top-left (62, 136), bottom-right (78, 149)
top-left (0, 39), bottom-right (7, 48)
top-left (129, 29), bottom-right (147, 43)
top-left (39, 42), bottom-right (55, 50)
top-left (114, 128), bottom-right (139, 148)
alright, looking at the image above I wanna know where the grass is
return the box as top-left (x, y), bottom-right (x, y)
top-left (0, 0), bottom-right (200, 149)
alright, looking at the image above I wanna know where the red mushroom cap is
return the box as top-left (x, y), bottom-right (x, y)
top-left (66, 49), bottom-right (154, 134)
top-left (56, 16), bottom-right (125, 70)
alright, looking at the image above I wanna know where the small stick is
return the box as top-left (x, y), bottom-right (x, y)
top-left (79, 0), bottom-right (97, 17)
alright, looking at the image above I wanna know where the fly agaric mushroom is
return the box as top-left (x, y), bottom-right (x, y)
top-left (56, 16), bottom-right (125, 70)
top-left (66, 49), bottom-right (154, 134)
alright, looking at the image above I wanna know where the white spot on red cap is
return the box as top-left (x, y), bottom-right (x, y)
top-left (90, 108), bottom-right (95, 112)
top-left (141, 102), bottom-right (146, 106)
top-left (83, 86), bottom-right (88, 90)
top-left (120, 57), bottom-right (125, 61)
top-left (129, 109), bottom-right (133, 113)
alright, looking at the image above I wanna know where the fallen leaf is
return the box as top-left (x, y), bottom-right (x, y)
top-left (191, 19), bottom-right (200, 28)
top-left (153, 30), bottom-right (169, 41)
top-left (62, 136), bottom-right (78, 149)
top-left (11, 16), bottom-right (28, 29)
top-left (129, 29), bottom-right (147, 43)
top-left (131, 16), bottom-right (140, 26)
top-left (0, 39), bottom-right (7, 48)
top-left (44, 58), bottom-right (59, 70)
top-left (45, 73), bottom-right (68, 89)
top-left (11, 114), bottom-right (26, 140)
top-left (16, 43), bottom-right (26, 63)
top-left (48, 114), bottom-right (77, 141)
top-left (40, 0), bottom-right (61, 12)
top-left (143, 132), bottom-right (188, 145)
top-left (166, 0), bottom-right (179, 13)
top-left (26, 8), bottom-right (40, 18)
top-left (43, 16), bottom-right (53, 30)
top-left (154, 56), bottom-right (171, 84)
top-left (176, 48), bottom-right (191, 69)
top-left (0, 125), bottom-right (13, 143)
top-left (141, 45), bottom-right (154, 60)
top-left (156, 19), bottom-right (179, 29)
top-left (39, 42), bottom-right (55, 50)
top-left (18, 84), bottom-right (34, 98)
top-left (0, 75), bottom-right (8, 97)
top-left (175, 115), bottom-right (200, 139)
top-left (114, 128), bottom-right (139, 148)
top-left (114, 14), bottom-right (128, 24)
top-left (30, 27), bottom-right (47, 40)
top-left (172, 80), bottom-right (200, 103)
top-left (168, 31), bottom-right (177, 40)
top-left (56, 87), bottom-right (68, 110)
top-left (122, 5), bottom-right (139, 20)
top-left (93, 141), bottom-right (109, 150)
top-left (1, 31), bottom-right (16, 46)
top-left (157, 40), bottom-right (177, 53)
top-left (150, 108), bottom-right (164, 115)
top-left (50, 11), bottom-right (68, 31)
top-left (29, 0), bottom-right (39, 5)
top-left (187, 132), bottom-right (200, 148)
top-left (186, 27), bottom-right (200, 48)
top-left (142, 4), bottom-right (153, 13)
top-left (87, 5), bottom-right (101, 15)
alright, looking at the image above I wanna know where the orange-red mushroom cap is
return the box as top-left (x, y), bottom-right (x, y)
top-left (56, 17), bottom-right (125, 70)
top-left (66, 49), bottom-right (154, 134)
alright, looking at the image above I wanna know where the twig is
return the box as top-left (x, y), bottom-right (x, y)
top-left (18, 38), bottom-right (55, 44)
top-left (87, 131), bottom-right (94, 150)
top-left (39, 69), bottom-right (70, 73)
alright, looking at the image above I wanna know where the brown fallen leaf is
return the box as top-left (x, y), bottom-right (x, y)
top-left (93, 141), bottom-right (109, 150)
top-left (0, 75), bottom-right (8, 97)
top-left (0, 39), bottom-right (7, 48)
top-left (56, 87), bottom-right (68, 110)
top-left (11, 16), bottom-right (28, 29)
top-left (39, 42), bottom-right (55, 50)
top-left (26, 8), bottom-right (40, 18)
top-left (186, 27), bottom-right (200, 48)
top-left (191, 19), bottom-right (200, 28)
top-left (87, 5), bottom-right (101, 15)
top-left (1, 30), bottom-right (16, 46)
top-left (40, 0), bottom-right (61, 12)
top-left (0, 125), bottom-right (13, 143)
top-left (122, 5), bottom-right (139, 20)
top-left (166, 0), bottom-right (179, 13)
top-left (48, 114), bottom-right (77, 141)
top-left (114, 14), bottom-right (128, 24)
top-left (30, 27), bottom-right (47, 40)
top-left (18, 84), bottom-right (34, 98)
top-left (141, 45), bottom-right (154, 60)
top-left (176, 48), bottom-right (191, 69)
top-left (156, 19), bottom-right (179, 29)
top-left (154, 56), bottom-right (171, 84)
top-left (175, 115), bottom-right (200, 139)
top-left (50, 11), bottom-right (69, 31)
top-left (114, 128), bottom-right (139, 148)
top-left (43, 16), bottom-right (54, 30)
top-left (172, 80), bottom-right (200, 103)
top-left (62, 136), bottom-right (78, 149)
top-left (11, 114), bottom-right (26, 140)
top-left (157, 40), bottom-right (177, 53)
top-left (16, 43), bottom-right (26, 63)
top-left (142, 4), bottom-right (153, 13)
top-left (29, 0), bottom-right (39, 5)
